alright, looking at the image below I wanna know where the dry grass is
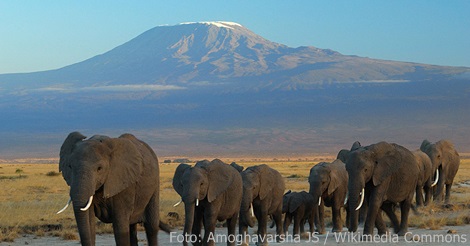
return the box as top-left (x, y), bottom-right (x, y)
top-left (0, 157), bottom-right (469, 242)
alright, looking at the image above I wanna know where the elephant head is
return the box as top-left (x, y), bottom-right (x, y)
top-left (345, 142), bottom-right (400, 232)
top-left (308, 160), bottom-right (345, 206)
top-left (172, 159), bottom-right (235, 240)
top-left (58, 132), bottom-right (143, 245)
top-left (239, 164), bottom-right (273, 227)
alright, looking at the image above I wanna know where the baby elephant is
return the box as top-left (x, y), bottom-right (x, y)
top-left (282, 190), bottom-right (314, 236)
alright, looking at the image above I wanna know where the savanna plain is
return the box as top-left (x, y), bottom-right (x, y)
top-left (0, 156), bottom-right (469, 245)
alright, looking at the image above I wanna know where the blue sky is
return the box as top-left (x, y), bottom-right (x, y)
top-left (1, 0), bottom-right (469, 74)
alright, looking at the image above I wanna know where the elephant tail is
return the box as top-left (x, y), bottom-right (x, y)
top-left (159, 221), bottom-right (172, 233)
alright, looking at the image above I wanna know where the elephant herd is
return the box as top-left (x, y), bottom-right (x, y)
top-left (56, 132), bottom-right (460, 246)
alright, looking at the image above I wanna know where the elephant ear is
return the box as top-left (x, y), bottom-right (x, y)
top-left (206, 160), bottom-right (233, 203)
top-left (103, 138), bottom-right (143, 198)
top-left (259, 165), bottom-right (274, 200)
top-left (172, 164), bottom-right (192, 196)
top-left (372, 147), bottom-right (400, 186)
top-left (420, 140), bottom-right (432, 153)
top-left (59, 131), bottom-right (87, 186)
top-left (288, 193), bottom-right (303, 213)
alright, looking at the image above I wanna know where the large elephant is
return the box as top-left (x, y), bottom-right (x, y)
top-left (282, 190), bottom-right (314, 236)
top-left (58, 132), bottom-right (168, 246)
top-left (346, 141), bottom-right (419, 236)
top-left (308, 159), bottom-right (348, 234)
top-left (412, 150), bottom-right (436, 207)
top-left (239, 164), bottom-right (285, 246)
top-left (420, 140), bottom-right (460, 204)
top-left (172, 159), bottom-right (242, 246)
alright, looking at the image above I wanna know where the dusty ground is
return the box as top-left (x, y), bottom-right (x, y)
top-left (3, 225), bottom-right (469, 245)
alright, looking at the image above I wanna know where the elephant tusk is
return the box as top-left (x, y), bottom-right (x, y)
top-left (173, 199), bottom-right (182, 207)
top-left (56, 198), bottom-right (72, 214)
top-left (318, 197), bottom-right (322, 206)
top-left (80, 196), bottom-right (93, 211)
top-left (431, 169), bottom-right (439, 187)
top-left (344, 191), bottom-right (349, 205)
top-left (196, 198), bottom-right (199, 207)
top-left (250, 203), bottom-right (255, 217)
top-left (355, 188), bottom-right (365, 211)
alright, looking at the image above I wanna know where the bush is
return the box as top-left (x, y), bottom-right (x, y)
top-left (46, 171), bottom-right (61, 177)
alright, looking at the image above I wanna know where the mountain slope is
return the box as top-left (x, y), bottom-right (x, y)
top-left (1, 21), bottom-right (469, 91)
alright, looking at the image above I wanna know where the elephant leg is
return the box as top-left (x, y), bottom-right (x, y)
top-left (203, 210), bottom-right (217, 246)
top-left (445, 183), bottom-right (452, 204)
top-left (192, 208), bottom-right (204, 246)
top-left (364, 192), bottom-right (382, 235)
top-left (415, 185), bottom-right (424, 207)
top-left (308, 211), bottom-right (315, 234)
top-left (397, 199), bottom-right (412, 236)
top-left (331, 205), bottom-right (343, 232)
top-left (299, 217), bottom-right (306, 234)
top-left (112, 220), bottom-right (131, 246)
top-left (423, 185), bottom-right (431, 206)
top-left (130, 224), bottom-right (138, 246)
top-left (283, 213), bottom-right (292, 235)
top-left (272, 210), bottom-right (284, 242)
top-left (374, 210), bottom-right (388, 235)
top-left (293, 212), bottom-right (300, 236)
top-left (358, 200), bottom-right (368, 225)
top-left (239, 219), bottom-right (249, 246)
top-left (433, 169), bottom-right (445, 202)
top-left (226, 214), bottom-right (238, 246)
top-left (381, 203), bottom-right (399, 233)
top-left (256, 208), bottom-right (269, 246)
top-left (143, 193), bottom-right (159, 246)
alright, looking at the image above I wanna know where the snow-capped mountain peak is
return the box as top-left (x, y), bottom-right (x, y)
top-left (179, 21), bottom-right (243, 29)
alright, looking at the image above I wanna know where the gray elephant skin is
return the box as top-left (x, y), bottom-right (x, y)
top-left (308, 159), bottom-right (348, 234)
top-left (336, 141), bottom-right (362, 163)
top-left (59, 132), bottom-right (169, 246)
top-left (282, 190), bottom-right (314, 236)
top-left (239, 164), bottom-right (285, 246)
top-left (172, 159), bottom-right (243, 246)
top-left (346, 141), bottom-right (419, 236)
top-left (412, 150), bottom-right (435, 207)
top-left (420, 139), bottom-right (460, 204)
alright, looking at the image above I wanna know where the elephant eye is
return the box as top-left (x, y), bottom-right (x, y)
top-left (97, 166), bottom-right (103, 172)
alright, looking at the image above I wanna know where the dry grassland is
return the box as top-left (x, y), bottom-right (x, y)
top-left (0, 157), bottom-right (469, 242)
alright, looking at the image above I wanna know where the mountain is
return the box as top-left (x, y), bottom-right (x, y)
top-left (1, 21), bottom-right (469, 90)
top-left (1, 21), bottom-right (469, 158)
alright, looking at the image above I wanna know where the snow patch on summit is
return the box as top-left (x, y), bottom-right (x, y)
top-left (180, 21), bottom-right (242, 29)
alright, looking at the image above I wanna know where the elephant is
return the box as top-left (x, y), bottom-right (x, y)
top-left (412, 150), bottom-right (436, 207)
top-left (172, 159), bottom-right (243, 246)
top-left (239, 164), bottom-right (285, 246)
top-left (346, 141), bottom-right (419, 236)
top-left (420, 140), bottom-right (460, 204)
top-left (336, 141), bottom-right (362, 163)
top-left (58, 132), bottom-right (169, 246)
top-left (308, 159), bottom-right (348, 234)
top-left (281, 190), bottom-right (314, 237)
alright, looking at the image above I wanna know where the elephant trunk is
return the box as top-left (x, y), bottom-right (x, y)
top-left (73, 202), bottom-right (93, 246)
top-left (240, 190), bottom-right (255, 227)
top-left (348, 180), bottom-right (364, 232)
top-left (183, 202), bottom-right (195, 246)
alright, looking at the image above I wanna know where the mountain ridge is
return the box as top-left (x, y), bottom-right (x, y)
top-left (1, 21), bottom-right (468, 91)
